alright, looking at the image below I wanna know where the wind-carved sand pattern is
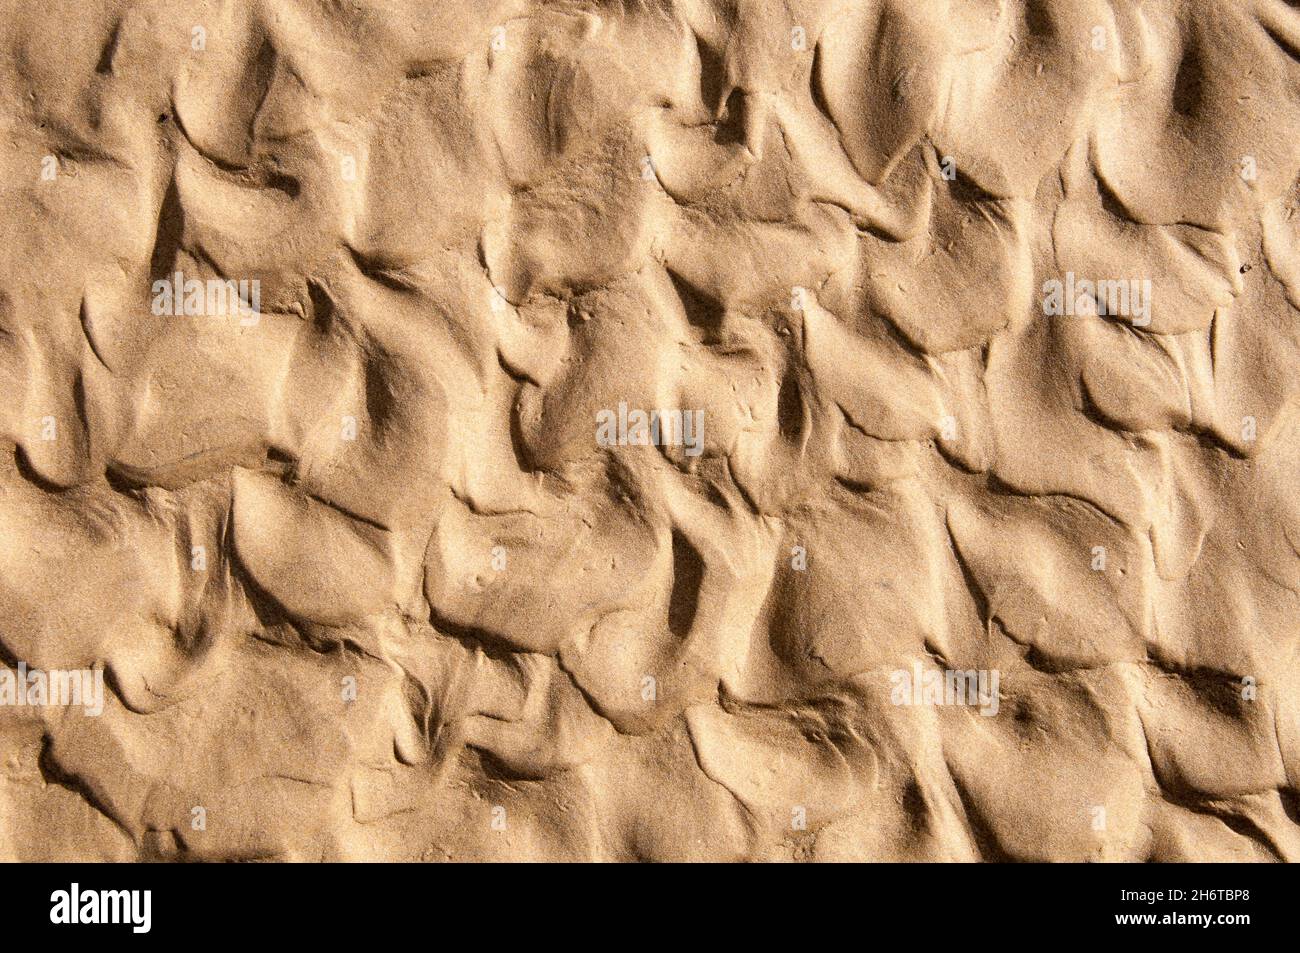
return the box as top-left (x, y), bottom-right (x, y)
top-left (0, 0), bottom-right (1298, 862)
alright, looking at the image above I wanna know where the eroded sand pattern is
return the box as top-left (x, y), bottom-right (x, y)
top-left (2, 0), bottom-right (1300, 862)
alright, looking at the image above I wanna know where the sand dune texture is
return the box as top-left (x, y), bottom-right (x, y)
top-left (2, 0), bottom-right (1300, 862)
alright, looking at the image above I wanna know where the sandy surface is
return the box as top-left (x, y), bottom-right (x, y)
top-left (1, 0), bottom-right (1299, 862)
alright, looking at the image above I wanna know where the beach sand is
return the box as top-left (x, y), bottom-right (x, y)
top-left (1, 0), bottom-right (1298, 861)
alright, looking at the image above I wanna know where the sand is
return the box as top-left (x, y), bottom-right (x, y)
top-left (0, 0), bottom-right (1298, 862)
